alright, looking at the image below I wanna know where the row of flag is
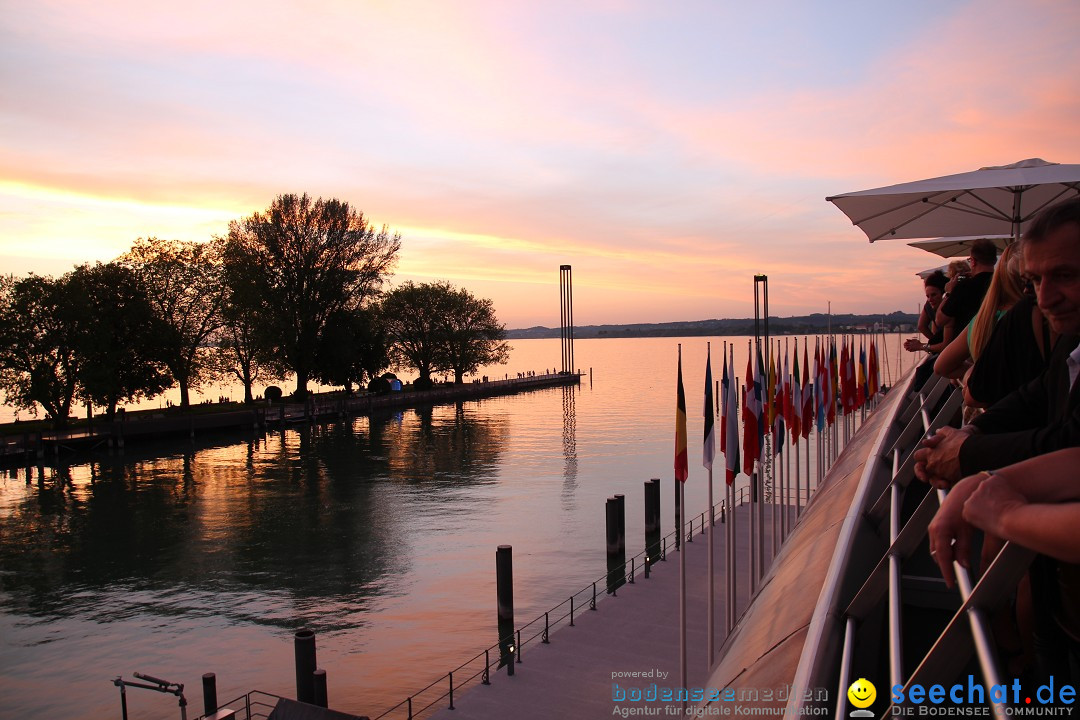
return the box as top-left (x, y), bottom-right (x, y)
top-left (676, 336), bottom-right (882, 485)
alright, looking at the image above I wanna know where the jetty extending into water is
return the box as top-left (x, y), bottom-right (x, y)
top-left (0, 372), bottom-right (580, 468)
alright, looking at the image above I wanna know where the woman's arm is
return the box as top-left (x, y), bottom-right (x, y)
top-left (918, 306), bottom-right (933, 340)
top-left (934, 330), bottom-right (971, 379)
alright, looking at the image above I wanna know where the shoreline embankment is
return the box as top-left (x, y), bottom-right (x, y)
top-left (1, 372), bottom-right (581, 468)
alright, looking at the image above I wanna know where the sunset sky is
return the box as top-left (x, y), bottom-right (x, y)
top-left (2, 0), bottom-right (1078, 328)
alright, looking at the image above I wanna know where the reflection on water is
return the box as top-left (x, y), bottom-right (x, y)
top-left (562, 385), bottom-right (578, 502)
top-left (2, 408), bottom-right (509, 623)
top-left (0, 336), bottom-right (904, 720)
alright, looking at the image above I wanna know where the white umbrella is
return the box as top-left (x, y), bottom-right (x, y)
top-left (906, 235), bottom-right (1011, 258)
top-left (827, 158), bottom-right (1080, 242)
top-left (916, 264), bottom-right (949, 279)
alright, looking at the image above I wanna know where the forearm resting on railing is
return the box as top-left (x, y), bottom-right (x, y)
top-left (960, 448), bottom-right (1080, 563)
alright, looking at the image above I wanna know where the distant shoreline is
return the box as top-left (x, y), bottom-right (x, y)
top-left (507, 311), bottom-right (918, 340)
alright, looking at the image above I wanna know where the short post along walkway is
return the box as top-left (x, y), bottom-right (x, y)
top-left (430, 503), bottom-right (788, 720)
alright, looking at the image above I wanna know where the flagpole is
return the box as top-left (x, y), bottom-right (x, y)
top-left (756, 346), bottom-right (766, 582)
top-left (704, 342), bottom-right (715, 667)
top-left (784, 338), bottom-right (791, 537)
top-left (679, 478), bottom-right (687, 709)
top-left (727, 477), bottom-right (734, 631)
top-left (726, 341), bottom-right (738, 634)
top-left (675, 344), bottom-right (687, 711)
top-left (746, 341), bottom-right (757, 595)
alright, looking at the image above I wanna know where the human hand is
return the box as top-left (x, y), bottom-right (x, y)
top-left (962, 475), bottom-right (1025, 539)
top-left (914, 426), bottom-right (970, 489)
top-left (904, 338), bottom-right (924, 352)
top-left (928, 473), bottom-right (986, 587)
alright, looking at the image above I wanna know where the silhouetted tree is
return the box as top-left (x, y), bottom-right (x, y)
top-left (223, 194), bottom-right (400, 397)
top-left (119, 237), bottom-right (225, 409)
top-left (66, 262), bottom-right (171, 419)
top-left (441, 287), bottom-right (510, 383)
top-left (213, 277), bottom-right (288, 404)
top-left (383, 281), bottom-right (509, 385)
top-left (314, 306), bottom-right (390, 393)
top-left (0, 274), bottom-right (79, 426)
top-left (383, 281), bottom-right (453, 387)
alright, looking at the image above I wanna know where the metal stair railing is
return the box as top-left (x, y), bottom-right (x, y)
top-left (833, 377), bottom-right (961, 715)
top-left (889, 514), bottom-right (1035, 720)
top-left (791, 372), bottom-right (1038, 719)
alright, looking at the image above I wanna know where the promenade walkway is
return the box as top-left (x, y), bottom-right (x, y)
top-left (1, 373), bottom-right (579, 467)
top-left (429, 503), bottom-right (792, 720)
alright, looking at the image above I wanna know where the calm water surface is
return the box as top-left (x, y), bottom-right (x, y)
top-left (0, 336), bottom-right (906, 719)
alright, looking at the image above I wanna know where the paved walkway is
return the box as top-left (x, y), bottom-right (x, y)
top-left (429, 503), bottom-right (792, 720)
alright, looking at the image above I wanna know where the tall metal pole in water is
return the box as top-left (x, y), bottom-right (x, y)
top-left (560, 265), bottom-right (574, 375)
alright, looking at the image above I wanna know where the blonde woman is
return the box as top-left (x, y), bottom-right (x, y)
top-left (934, 243), bottom-right (1023, 381)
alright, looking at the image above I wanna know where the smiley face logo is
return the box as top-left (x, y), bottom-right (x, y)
top-left (848, 678), bottom-right (876, 710)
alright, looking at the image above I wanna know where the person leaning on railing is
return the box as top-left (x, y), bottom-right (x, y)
top-left (905, 270), bottom-right (950, 390)
top-left (932, 243), bottom-right (1027, 420)
top-left (914, 197), bottom-right (1080, 488)
top-left (917, 196), bottom-right (1080, 693)
top-left (928, 448), bottom-right (1080, 686)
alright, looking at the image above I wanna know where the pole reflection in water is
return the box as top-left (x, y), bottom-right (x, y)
top-left (561, 384), bottom-right (578, 499)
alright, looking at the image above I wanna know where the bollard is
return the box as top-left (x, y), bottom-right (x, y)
top-left (496, 545), bottom-right (515, 675)
top-left (644, 480), bottom-right (657, 534)
top-left (646, 478), bottom-right (661, 565)
top-left (605, 499), bottom-right (621, 594)
top-left (605, 499), bottom-right (618, 555)
top-left (313, 669), bottom-right (328, 708)
top-left (496, 545), bottom-right (514, 626)
top-left (294, 629), bottom-right (317, 704)
top-left (202, 673), bottom-right (218, 716)
top-left (613, 494), bottom-right (625, 556)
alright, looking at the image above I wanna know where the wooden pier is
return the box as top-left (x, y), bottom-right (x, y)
top-left (0, 372), bottom-right (580, 468)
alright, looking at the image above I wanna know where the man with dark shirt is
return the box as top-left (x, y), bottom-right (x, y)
top-left (936, 237), bottom-right (997, 342)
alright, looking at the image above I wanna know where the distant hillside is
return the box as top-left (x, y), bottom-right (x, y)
top-left (507, 311), bottom-right (917, 340)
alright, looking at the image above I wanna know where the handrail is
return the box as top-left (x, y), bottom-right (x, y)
top-left (791, 372), bottom-right (1039, 718)
top-left (372, 477), bottom-right (795, 720)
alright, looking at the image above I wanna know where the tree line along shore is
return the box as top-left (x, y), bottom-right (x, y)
top-left (0, 193), bottom-right (510, 430)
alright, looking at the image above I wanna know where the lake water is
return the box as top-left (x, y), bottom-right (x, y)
top-left (0, 335), bottom-right (906, 720)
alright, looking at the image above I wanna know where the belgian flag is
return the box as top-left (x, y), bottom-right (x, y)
top-left (675, 347), bottom-right (688, 483)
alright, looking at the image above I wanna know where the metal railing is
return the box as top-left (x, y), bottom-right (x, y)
top-left (371, 490), bottom-right (751, 720)
top-left (789, 372), bottom-right (1036, 719)
top-left (196, 690), bottom-right (283, 720)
